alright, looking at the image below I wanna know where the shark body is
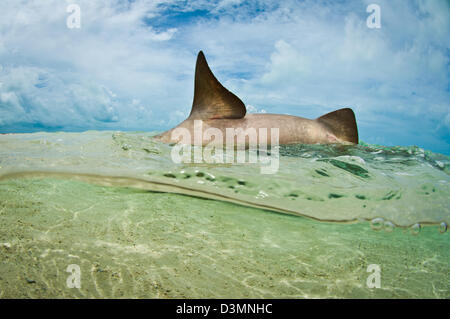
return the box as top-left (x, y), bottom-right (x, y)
top-left (155, 51), bottom-right (358, 146)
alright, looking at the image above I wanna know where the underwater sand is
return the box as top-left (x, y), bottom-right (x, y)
top-left (0, 131), bottom-right (448, 298)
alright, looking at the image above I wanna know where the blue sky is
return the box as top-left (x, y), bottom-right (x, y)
top-left (0, 0), bottom-right (449, 154)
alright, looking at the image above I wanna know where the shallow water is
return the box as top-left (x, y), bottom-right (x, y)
top-left (0, 131), bottom-right (448, 298)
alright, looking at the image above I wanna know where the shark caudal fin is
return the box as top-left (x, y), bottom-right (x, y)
top-left (317, 108), bottom-right (359, 144)
top-left (188, 51), bottom-right (246, 120)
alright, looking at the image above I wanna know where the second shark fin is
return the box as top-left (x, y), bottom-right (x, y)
top-left (317, 108), bottom-right (359, 144)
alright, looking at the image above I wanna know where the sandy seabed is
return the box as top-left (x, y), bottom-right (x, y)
top-left (0, 177), bottom-right (448, 298)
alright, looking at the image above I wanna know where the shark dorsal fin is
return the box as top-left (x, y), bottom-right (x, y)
top-left (188, 51), bottom-right (246, 120)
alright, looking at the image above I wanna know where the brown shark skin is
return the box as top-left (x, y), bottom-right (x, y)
top-left (155, 113), bottom-right (343, 146)
top-left (154, 51), bottom-right (358, 146)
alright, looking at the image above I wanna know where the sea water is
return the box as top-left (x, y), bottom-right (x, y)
top-left (0, 131), bottom-right (448, 298)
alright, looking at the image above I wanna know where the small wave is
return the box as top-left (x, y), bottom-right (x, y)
top-left (0, 131), bottom-right (448, 227)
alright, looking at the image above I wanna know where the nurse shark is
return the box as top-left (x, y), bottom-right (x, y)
top-left (155, 51), bottom-right (358, 147)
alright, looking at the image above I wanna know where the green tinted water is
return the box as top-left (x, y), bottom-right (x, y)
top-left (0, 132), bottom-right (448, 298)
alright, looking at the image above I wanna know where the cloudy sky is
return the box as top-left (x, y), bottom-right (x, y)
top-left (0, 0), bottom-right (449, 154)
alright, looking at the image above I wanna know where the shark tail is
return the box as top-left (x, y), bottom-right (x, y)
top-left (317, 108), bottom-right (359, 144)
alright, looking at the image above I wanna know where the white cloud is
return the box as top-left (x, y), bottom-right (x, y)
top-left (246, 104), bottom-right (266, 113)
top-left (0, 0), bottom-right (448, 152)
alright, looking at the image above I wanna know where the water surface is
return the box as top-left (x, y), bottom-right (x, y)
top-left (0, 131), bottom-right (448, 298)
